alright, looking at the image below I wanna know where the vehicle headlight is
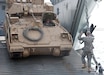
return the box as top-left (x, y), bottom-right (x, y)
top-left (61, 32), bottom-right (68, 38)
top-left (12, 34), bottom-right (18, 41)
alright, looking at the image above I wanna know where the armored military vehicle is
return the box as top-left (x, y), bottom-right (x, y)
top-left (4, 0), bottom-right (73, 58)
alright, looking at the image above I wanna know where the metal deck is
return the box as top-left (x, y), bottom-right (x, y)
top-left (0, 43), bottom-right (98, 75)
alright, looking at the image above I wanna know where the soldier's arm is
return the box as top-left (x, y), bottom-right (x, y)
top-left (78, 31), bottom-right (83, 40)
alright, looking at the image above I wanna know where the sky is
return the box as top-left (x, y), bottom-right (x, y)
top-left (44, 0), bottom-right (50, 2)
top-left (89, 0), bottom-right (104, 29)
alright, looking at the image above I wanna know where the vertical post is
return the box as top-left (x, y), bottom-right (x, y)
top-left (71, 0), bottom-right (85, 41)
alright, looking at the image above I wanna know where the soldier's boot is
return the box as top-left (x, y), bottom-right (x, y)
top-left (88, 67), bottom-right (91, 73)
top-left (82, 64), bottom-right (86, 69)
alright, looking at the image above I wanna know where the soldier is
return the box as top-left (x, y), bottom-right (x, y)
top-left (78, 30), bottom-right (94, 72)
top-left (45, 19), bottom-right (51, 26)
top-left (45, 19), bottom-right (55, 26)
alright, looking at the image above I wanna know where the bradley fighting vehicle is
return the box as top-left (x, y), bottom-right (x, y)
top-left (4, 0), bottom-right (73, 58)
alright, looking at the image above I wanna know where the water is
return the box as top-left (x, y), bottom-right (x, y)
top-left (89, 0), bottom-right (104, 69)
top-left (92, 28), bottom-right (104, 69)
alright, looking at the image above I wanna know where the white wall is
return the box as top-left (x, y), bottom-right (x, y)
top-left (54, 0), bottom-right (78, 32)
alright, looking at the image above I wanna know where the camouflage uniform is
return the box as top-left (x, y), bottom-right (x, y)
top-left (78, 31), bottom-right (94, 70)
